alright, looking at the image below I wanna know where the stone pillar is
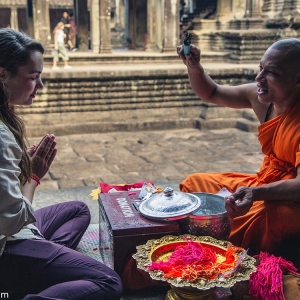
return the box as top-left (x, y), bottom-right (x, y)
top-left (245, 0), bottom-right (261, 17)
top-left (146, 0), bottom-right (156, 51)
top-left (252, 0), bottom-right (261, 17)
top-left (284, 0), bottom-right (300, 14)
top-left (10, 5), bottom-right (19, 31)
top-left (90, 0), bottom-right (100, 53)
top-left (295, 0), bottom-right (300, 14)
top-left (189, 0), bottom-right (194, 13)
top-left (244, 0), bottom-right (251, 17)
top-left (115, 0), bottom-right (120, 25)
top-left (163, 0), bottom-right (179, 52)
top-left (74, 0), bottom-right (89, 51)
top-left (216, 0), bottom-right (232, 19)
top-left (28, 0), bottom-right (51, 47)
top-left (99, 0), bottom-right (112, 53)
top-left (124, 0), bottom-right (130, 45)
top-left (156, 0), bottom-right (163, 52)
top-left (27, 0), bottom-right (34, 39)
top-left (261, 0), bottom-right (276, 17)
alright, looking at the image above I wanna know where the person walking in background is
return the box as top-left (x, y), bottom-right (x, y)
top-left (52, 22), bottom-right (71, 69)
top-left (179, 0), bottom-right (186, 26)
top-left (68, 12), bottom-right (78, 52)
top-left (60, 11), bottom-right (75, 51)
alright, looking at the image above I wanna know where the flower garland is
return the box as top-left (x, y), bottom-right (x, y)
top-left (148, 238), bottom-right (242, 282)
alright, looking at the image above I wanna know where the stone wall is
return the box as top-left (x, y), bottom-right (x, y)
top-left (19, 66), bottom-right (258, 137)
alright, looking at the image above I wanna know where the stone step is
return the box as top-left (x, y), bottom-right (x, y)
top-left (199, 117), bottom-right (259, 132)
top-left (43, 50), bottom-right (229, 66)
top-left (19, 98), bottom-right (201, 114)
top-left (26, 116), bottom-right (259, 138)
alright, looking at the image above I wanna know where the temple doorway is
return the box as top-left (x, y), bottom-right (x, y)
top-left (127, 0), bottom-right (147, 50)
top-left (193, 0), bottom-right (217, 19)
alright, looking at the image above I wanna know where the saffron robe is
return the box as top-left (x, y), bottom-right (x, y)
top-left (180, 99), bottom-right (300, 255)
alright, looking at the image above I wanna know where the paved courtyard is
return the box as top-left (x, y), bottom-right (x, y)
top-left (32, 127), bottom-right (263, 223)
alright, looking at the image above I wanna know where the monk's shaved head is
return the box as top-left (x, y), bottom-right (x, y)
top-left (269, 38), bottom-right (300, 72)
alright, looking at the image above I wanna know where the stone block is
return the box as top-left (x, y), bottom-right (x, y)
top-left (58, 178), bottom-right (85, 189)
top-left (36, 180), bottom-right (59, 191)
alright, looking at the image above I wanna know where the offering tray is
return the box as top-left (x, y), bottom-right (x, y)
top-left (133, 235), bottom-right (256, 300)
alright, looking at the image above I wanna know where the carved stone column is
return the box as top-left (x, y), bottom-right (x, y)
top-left (27, 0), bottom-right (51, 47)
top-left (90, 0), bottom-right (100, 53)
top-left (295, 0), bottom-right (300, 12)
top-left (252, 0), bottom-right (261, 17)
top-left (99, 0), bottom-right (112, 53)
top-left (124, 0), bottom-right (130, 45)
top-left (115, 0), bottom-right (125, 27)
top-left (74, 0), bottom-right (89, 51)
top-left (145, 0), bottom-right (156, 51)
top-left (155, 0), bottom-right (163, 52)
top-left (285, 0), bottom-right (300, 15)
top-left (261, 0), bottom-right (277, 17)
top-left (163, 0), bottom-right (179, 52)
top-left (245, 0), bottom-right (261, 17)
top-left (10, 4), bottom-right (19, 31)
top-left (216, 0), bottom-right (232, 19)
top-left (244, 0), bottom-right (252, 17)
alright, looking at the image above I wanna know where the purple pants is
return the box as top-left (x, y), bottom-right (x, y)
top-left (0, 201), bottom-right (122, 300)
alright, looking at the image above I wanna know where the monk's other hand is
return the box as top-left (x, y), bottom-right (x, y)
top-left (30, 134), bottom-right (57, 180)
top-left (225, 187), bottom-right (254, 218)
top-left (177, 44), bottom-right (200, 68)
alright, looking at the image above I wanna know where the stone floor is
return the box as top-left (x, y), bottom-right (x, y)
top-left (32, 127), bottom-right (263, 224)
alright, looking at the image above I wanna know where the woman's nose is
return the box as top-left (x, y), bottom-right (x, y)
top-left (37, 79), bottom-right (44, 89)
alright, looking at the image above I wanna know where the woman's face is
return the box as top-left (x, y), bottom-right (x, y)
top-left (4, 50), bottom-right (44, 107)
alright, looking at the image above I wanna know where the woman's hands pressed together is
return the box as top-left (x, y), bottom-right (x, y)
top-left (27, 134), bottom-right (57, 180)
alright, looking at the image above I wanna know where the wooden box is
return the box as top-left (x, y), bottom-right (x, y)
top-left (98, 191), bottom-right (179, 275)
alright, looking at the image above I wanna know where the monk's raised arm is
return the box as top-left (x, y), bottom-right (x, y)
top-left (177, 44), bottom-right (258, 110)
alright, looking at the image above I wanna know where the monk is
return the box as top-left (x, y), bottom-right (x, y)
top-left (177, 38), bottom-right (300, 257)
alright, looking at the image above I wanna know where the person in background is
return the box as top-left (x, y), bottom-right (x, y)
top-left (177, 38), bottom-right (300, 258)
top-left (68, 12), bottom-right (78, 52)
top-left (60, 11), bottom-right (75, 51)
top-left (179, 0), bottom-right (186, 26)
top-left (0, 27), bottom-right (122, 299)
top-left (52, 22), bottom-right (72, 69)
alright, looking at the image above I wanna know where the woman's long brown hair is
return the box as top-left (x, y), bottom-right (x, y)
top-left (0, 28), bottom-right (44, 185)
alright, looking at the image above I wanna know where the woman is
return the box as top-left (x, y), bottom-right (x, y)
top-left (52, 22), bottom-right (71, 70)
top-left (0, 28), bottom-right (122, 299)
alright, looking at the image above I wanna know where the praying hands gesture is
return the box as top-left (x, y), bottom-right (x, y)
top-left (27, 134), bottom-right (57, 180)
top-left (225, 187), bottom-right (254, 218)
top-left (22, 134), bottom-right (57, 202)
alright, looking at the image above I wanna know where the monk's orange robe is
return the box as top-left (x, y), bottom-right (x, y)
top-left (180, 99), bottom-right (300, 255)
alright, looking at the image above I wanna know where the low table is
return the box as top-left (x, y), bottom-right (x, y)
top-left (98, 191), bottom-right (180, 275)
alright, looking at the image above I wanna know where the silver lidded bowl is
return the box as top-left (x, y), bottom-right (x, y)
top-left (177, 192), bottom-right (232, 240)
top-left (138, 187), bottom-right (201, 221)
